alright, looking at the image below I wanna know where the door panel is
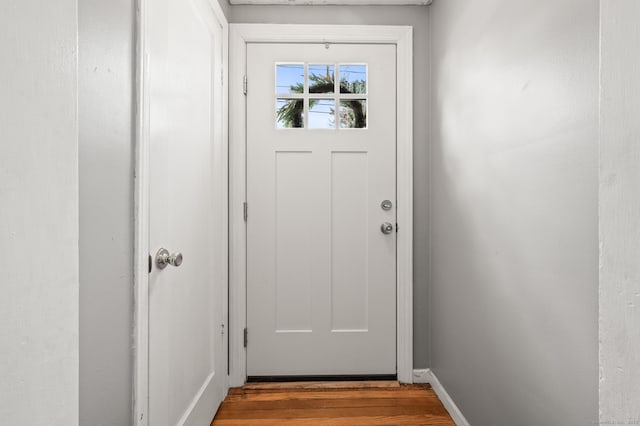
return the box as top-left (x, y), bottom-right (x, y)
top-left (247, 43), bottom-right (397, 376)
top-left (147, 0), bottom-right (226, 424)
top-left (331, 151), bottom-right (369, 332)
top-left (275, 151), bottom-right (314, 332)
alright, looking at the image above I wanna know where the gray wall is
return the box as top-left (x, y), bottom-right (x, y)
top-left (599, 0), bottom-right (640, 422)
top-left (230, 4), bottom-right (431, 369)
top-left (79, 0), bottom-right (135, 424)
top-left (428, 0), bottom-right (599, 424)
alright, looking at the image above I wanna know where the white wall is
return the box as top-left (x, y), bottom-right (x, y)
top-left (599, 0), bottom-right (640, 422)
top-left (429, 0), bottom-right (599, 424)
top-left (78, 0), bottom-right (135, 424)
top-left (230, 4), bottom-right (432, 368)
top-left (0, 1), bottom-right (79, 424)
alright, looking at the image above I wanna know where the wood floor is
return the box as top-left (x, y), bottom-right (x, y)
top-left (211, 381), bottom-right (456, 425)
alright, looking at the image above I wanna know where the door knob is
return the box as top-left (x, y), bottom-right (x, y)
top-left (381, 222), bottom-right (394, 235)
top-left (156, 248), bottom-right (183, 269)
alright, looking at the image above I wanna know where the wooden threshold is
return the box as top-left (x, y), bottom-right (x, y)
top-left (246, 374), bottom-right (397, 383)
top-left (243, 380), bottom-right (401, 391)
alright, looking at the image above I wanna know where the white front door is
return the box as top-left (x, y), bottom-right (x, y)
top-left (246, 43), bottom-right (397, 377)
top-left (147, 0), bottom-right (227, 423)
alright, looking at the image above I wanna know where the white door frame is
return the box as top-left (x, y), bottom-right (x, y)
top-left (229, 24), bottom-right (413, 386)
top-left (132, 0), bottom-right (229, 424)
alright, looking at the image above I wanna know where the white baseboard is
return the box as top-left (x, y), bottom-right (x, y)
top-left (412, 368), bottom-right (431, 383)
top-left (412, 369), bottom-right (470, 426)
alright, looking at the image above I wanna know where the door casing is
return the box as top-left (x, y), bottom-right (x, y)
top-left (229, 24), bottom-right (414, 386)
top-left (133, 0), bottom-right (230, 424)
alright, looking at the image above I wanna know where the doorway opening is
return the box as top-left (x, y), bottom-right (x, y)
top-left (228, 24), bottom-right (414, 386)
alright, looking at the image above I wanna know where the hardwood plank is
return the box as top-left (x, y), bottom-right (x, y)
top-left (214, 415), bottom-right (455, 425)
top-left (212, 382), bottom-right (455, 426)
top-left (224, 390), bottom-right (437, 402)
top-left (218, 397), bottom-right (446, 411)
top-left (216, 406), bottom-right (450, 420)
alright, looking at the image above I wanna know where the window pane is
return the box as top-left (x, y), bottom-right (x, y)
top-left (276, 98), bottom-right (304, 128)
top-left (339, 65), bottom-right (367, 94)
top-left (276, 64), bottom-right (304, 94)
top-left (309, 99), bottom-right (336, 129)
top-left (308, 64), bottom-right (335, 94)
top-left (339, 100), bottom-right (367, 129)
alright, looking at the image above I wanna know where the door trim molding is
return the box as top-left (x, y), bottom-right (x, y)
top-left (133, 1), bottom-right (229, 424)
top-left (229, 24), bottom-right (413, 386)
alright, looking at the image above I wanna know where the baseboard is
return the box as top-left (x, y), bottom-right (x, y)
top-left (412, 369), bottom-right (470, 426)
top-left (412, 368), bottom-right (431, 384)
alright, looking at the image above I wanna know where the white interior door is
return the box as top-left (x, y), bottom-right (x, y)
top-left (246, 43), bottom-right (397, 377)
top-left (147, 0), bottom-right (227, 424)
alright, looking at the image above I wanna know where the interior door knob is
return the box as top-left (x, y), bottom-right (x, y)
top-left (156, 248), bottom-right (183, 269)
top-left (168, 252), bottom-right (183, 267)
top-left (381, 222), bottom-right (394, 235)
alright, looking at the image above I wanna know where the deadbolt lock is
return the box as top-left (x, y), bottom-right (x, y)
top-left (381, 222), bottom-right (394, 235)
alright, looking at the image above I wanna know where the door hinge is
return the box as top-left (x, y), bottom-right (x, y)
top-left (243, 202), bottom-right (248, 221)
top-left (243, 75), bottom-right (247, 95)
top-left (396, 223), bottom-right (399, 233)
top-left (243, 328), bottom-right (248, 348)
top-left (148, 254), bottom-right (152, 273)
